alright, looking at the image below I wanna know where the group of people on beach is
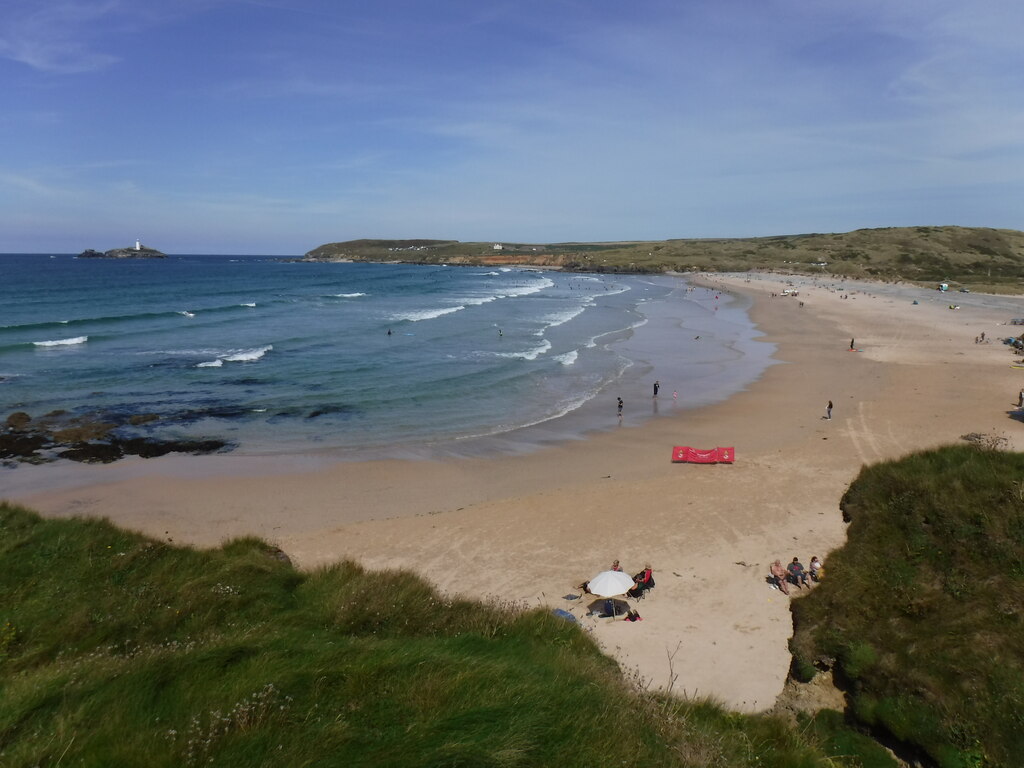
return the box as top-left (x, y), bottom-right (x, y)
top-left (576, 560), bottom-right (654, 621)
top-left (616, 380), bottom-right (681, 419)
top-left (769, 556), bottom-right (822, 595)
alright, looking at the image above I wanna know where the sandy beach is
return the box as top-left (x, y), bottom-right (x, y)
top-left (6, 273), bottom-right (1023, 713)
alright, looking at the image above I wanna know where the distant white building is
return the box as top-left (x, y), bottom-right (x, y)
top-left (492, 243), bottom-right (503, 251)
top-left (135, 239), bottom-right (141, 251)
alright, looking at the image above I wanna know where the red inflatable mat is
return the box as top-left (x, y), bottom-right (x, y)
top-left (671, 446), bottom-right (734, 463)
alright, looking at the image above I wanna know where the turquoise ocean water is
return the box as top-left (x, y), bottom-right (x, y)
top-left (0, 255), bottom-right (775, 460)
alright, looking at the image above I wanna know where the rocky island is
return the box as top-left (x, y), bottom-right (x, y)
top-left (79, 241), bottom-right (166, 259)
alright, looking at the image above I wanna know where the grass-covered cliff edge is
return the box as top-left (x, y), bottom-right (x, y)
top-left (3, 444), bottom-right (1023, 766)
top-left (304, 226), bottom-right (1024, 293)
top-left (0, 503), bottom-right (852, 768)
top-left (791, 444), bottom-right (1024, 768)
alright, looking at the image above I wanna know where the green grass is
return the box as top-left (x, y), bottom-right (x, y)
top-left (303, 226), bottom-right (1024, 293)
top-left (790, 445), bottom-right (1024, 768)
top-left (0, 503), bottom-right (870, 767)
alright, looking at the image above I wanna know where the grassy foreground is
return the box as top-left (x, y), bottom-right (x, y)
top-left (0, 503), bottom-right (859, 768)
top-left (791, 445), bottom-right (1024, 768)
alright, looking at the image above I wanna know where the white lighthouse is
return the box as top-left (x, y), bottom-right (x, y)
top-left (135, 239), bottom-right (141, 251)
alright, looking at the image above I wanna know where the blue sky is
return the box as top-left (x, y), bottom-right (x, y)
top-left (2, 0), bottom-right (1022, 254)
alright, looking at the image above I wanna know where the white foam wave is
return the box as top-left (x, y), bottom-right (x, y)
top-left (546, 305), bottom-right (588, 328)
top-left (178, 311), bottom-right (195, 318)
top-left (392, 306), bottom-right (465, 322)
top-left (460, 295), bottom-right (498, 306)
top-left (554, 350), bottom-right (578, 366)
top-left (222, 345), bottom-right (273, 362)
top-left (240, 302), bottom-right (256, 307)
top-left (334, 293), bottom-right (366, 298)
top-left (497, 339), bottom-right (551, 360)
top-left (496, 277), bottom-right (554, 299)
top-left (196, 344), bottom-right (273, 368)
top-left (33, 336), bottom-right (87, 347)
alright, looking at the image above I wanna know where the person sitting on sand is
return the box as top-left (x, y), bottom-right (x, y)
top-left (770, 560), bottom-right (790, 595)
top-left (809, 556), bottom-right (823, 582)
top-left (787, 557), bottom-right (810, 588)
top-left (610, 559), bottom-right (622, 572)
top-left (627, 564), bottom-right (654, 598)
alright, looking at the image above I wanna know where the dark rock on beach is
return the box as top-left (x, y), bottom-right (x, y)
top-left (56, 437), bottom-right (231, 464)
top-left (6, 411), bottom-right (32, 430)
top-left (0, 432), bottom-right (49, 460)
top-left (2, 408), bottom-right (232, 465)
top-left (56, 442), bottom-right (125, 464)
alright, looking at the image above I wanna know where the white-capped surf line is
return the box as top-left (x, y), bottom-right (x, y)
top-left (332, 293), bottom-right (366, 298)
top-left (179, 311), bottom-right (196, 318)
top-left (495, 339), bottom-right (551, 360)
top-left (534, 304), bottom-right (590, 336)
top-left (240, 302), bottom-right (256, 307)
top-left (584, 317), bottom-right (648, 349)
top-left (458, 295), bottom-right (499, 306)
top-left (196, 345), bottom-right (273, 368)
top-left (553, 350), bottom-right (578, 366)
top-left (495, 277), bottom-right (554, 298)
top-left (33, 336), bottom-right (88, 347)
top-left (391, 305), bottom-right (465, 322)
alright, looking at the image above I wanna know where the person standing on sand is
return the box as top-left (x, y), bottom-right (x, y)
top-left (653, 380), bottom-right (660, 397)
top-left (617, 397), bottom-right (624, 418)
top-left (850, 338), bottom-right (855, 350)
top-left (1018, 389), bottom-right (1023, 408)
top-left (826, 400), bottom-right (833, 420)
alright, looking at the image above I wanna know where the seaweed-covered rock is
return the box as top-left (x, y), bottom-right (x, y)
top-left (6, 412), bottom-right (31, 430)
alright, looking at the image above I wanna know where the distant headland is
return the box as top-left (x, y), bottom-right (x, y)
top-left (79, 240), bottom-right (166, 259)
top-left (302, 226), bottom-right (1024, 293)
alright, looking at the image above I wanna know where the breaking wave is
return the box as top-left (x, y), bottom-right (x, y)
top-left (33, 336), bottom-right (87, 347)
top-left (196, 345), bottom-right (273, 368)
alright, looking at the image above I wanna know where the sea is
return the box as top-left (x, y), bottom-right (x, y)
top-left (0, 254), bottom-right (777, 462)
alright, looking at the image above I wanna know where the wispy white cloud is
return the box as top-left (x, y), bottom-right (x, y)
top-left (0, 0), bottom-right (124, 73)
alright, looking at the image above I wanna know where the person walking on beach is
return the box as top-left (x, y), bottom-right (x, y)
top-left (653, 380), bottom-right (660, 398)
top-left (1018, 389), bottom-right (1023, 408)
top-left (850, 338), bottom-right (855, 350)
top-left (617, 397), bottom-right (624, 418)
top-left (826, 400), bottom-right (833, 420)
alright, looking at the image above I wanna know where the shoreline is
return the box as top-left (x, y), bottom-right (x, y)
top-left (1, 274), bottom-right (775, 494)
top-left (5, 272), bottom-right (1023, 712)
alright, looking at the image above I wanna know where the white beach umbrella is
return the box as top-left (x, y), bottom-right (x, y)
top-left (587, 570), bottom-right (635, 598)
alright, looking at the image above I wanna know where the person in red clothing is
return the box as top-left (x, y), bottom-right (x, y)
top-left (610, 559), bottom-right (622, 572)
top-left (627, 564), bottom-right (654, 598)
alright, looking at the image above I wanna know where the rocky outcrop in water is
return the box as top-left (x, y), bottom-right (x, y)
top-left (79, 245), bottom-right (166, 259)
top-left (1, 410), bottom-right (231, 465)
